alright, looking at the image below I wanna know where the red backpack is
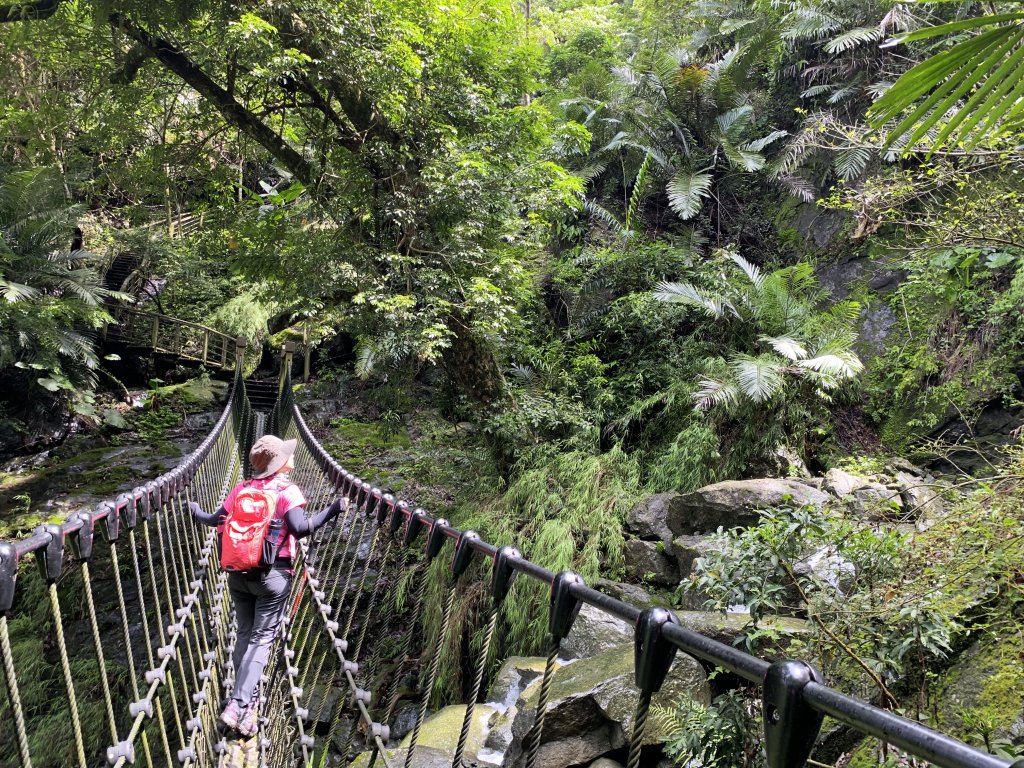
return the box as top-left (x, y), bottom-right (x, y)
top-left (220, 483), bottom-right (279, 571)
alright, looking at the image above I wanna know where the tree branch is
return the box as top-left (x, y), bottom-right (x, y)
top-left (109, 43), bottom-right (153, 85)
top-left (0, 0), bottom-right (61, 23)
top-left (111, 13), bottom-right (315, 185)
top-left (273, 8), bottom-right (398, 145)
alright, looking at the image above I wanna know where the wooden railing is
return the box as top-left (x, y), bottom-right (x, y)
top-left (103, 305), bottom-right (237, 369)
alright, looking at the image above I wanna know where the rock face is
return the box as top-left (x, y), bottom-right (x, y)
top-left (622, 538), bottom-right (679, 587)
top-left (626, 493), bottom-right (675, 544)
top-left (491, 644), bottom-right (710, 767)
top-left (667, 479), bottom-right (831, 535)
top-left (561, 604), bottom-right (633, 661)
top-left (672, 534), bottom-right (718, 580)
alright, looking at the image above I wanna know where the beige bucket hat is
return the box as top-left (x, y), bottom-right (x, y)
top-left (249, 435), bottom-right (297, 479)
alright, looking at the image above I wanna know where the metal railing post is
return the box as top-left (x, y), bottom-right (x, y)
top-left (279, 342), bottom-right (295, 396)
top-left (235, 336), bottom-right (247, 377)
top-left (303, 324), bottom-right (311, 383)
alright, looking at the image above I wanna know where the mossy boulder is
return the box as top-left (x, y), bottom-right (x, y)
top-left (667, 479), bottom-right (831, 535)
top-left (488, 643), bottom-right (710, 767)
top-left (349, 703), bottom-right (496, 768)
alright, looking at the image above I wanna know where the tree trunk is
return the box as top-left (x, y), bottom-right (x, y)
top-left (442, 311), bottom-right (505, 406)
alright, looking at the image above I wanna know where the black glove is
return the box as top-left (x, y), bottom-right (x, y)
top-left (326, 498), bottom-right (345, 519)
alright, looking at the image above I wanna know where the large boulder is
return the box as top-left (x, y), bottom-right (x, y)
top-left (626, 493), bottom-right (675, 544)
top-left (593, 579), bottom-right (664, 610)
top-left (490, 644), bottom-right (710, 767)
top-left (847, 483), bottom-right (903, 519)
top-left (561, 604), bottom-right (633, 660)
top-left (622, 538), bottom-right (679, 587)
top-left (672, 534), bottom-right (718, 580)
top-left (667, 479), bottom-right (831, 535)
top-left (894, 471), bottom-right (948, 526)
top-left (673, 611), bottom-right (808, 651)
top-left (350, 703), bottom-right (497, 767)
top-left (488, 656), bottom-right (550, 710)
top-left (822, 468), bottom-right (866, 499)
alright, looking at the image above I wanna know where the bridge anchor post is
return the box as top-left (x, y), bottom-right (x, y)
top-left (762, 660), bottom-right (825, 768)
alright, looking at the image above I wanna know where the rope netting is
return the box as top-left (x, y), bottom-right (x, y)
top-left (0, 342), bottom-right (1017, 768)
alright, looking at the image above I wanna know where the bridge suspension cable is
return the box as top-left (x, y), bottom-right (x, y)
top-left (0, 340), bottom-right (1019, 768)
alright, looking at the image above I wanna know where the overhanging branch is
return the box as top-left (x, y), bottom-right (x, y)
top-left (0, 0), bottom-right (61, 22)
top-left (111, 13), bottom-right (315, 185)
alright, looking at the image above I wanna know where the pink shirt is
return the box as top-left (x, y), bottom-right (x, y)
top-left (222, 475), bottom-right (306, 559)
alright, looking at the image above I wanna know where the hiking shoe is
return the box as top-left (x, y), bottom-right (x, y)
top-left (237, 699), bottom-right (260, 737)
top-left (220, 700), bottom-right (242, 731)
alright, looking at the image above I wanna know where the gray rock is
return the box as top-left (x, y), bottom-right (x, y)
top-left (351, 704), bottom-right (497, 767)
top-left (773, 446), bottom-right (811, 479)
top-left (593, 579), bottom-right (661, 610)
top-left (496, 644), bottom-right (710, 767)
top-left (626, 493), bottom-right (675, 544)
top-left (887, 456), bottom-right (925, 476)
top-left (672, 534), bottom-right (718, 580)
top-left (793, 546), bottom-right (856, 592)
top-left (674, 611), bottom-right (809, 649)
top-left (561, 604), bottom-right (633, 660)
top-left (622, 538), bottom-right (679, 587)
top-left (847, 483), bottom-right (903, 519)
top-left (300, 682), bottom-right (343, 725)
top-left (895, 471), bottom-right (943, 516)
top-left (822, 468), bottom-right (866, 498)
top-left (588, 759), bottom-right (625, 768)
top-left (667, 479), bottom-right (831, 535)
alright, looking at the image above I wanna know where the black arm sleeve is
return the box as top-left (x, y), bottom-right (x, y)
top-left (190, 502), bottom-right (227, 528)
top-left (284, 498), bottom-right (343, 539)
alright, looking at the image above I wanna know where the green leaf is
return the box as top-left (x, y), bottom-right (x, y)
top-left (892, 12), bottom-right (1024, 45)
top-left (102, 409), bottom-right (128, 428)
top-left (667, 171), bottom-right (714, 220)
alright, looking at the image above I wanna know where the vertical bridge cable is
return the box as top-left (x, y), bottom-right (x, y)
top-left (0, 613), bottom-right (32, 768)
top-left (522, 571), bottom-right (585, 768)
top-left (404, 518), bottom-right (458, 768)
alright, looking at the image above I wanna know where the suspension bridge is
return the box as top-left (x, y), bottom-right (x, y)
top-left (0, 342), bottom-right (1020, 768)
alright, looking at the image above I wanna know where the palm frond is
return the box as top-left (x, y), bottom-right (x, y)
top-left (761, 334), bottom-right (808, 360)
top-left (728, 252), bottom-right (765, 290)
top-left (730, 354), bottom-right (785, 403)
top-left (654, 281), bottom-right (737, 318)
top-left (870, 17), bottom-right (1024, 151)
top-left (693, 376), bottom-right (740, 410)
top-left (667, 171), bottom-right (714, 221)
top-left (824, 27), bottom-right (882, 54)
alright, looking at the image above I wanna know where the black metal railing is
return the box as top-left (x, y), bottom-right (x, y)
top-left (269, 343), bottom-right (1021, 768)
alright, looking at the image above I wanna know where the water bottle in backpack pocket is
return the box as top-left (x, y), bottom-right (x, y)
top-left (260, 519), bottom-right (285, 567)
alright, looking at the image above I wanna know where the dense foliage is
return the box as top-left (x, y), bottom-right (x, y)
top-left (2, 0), bottom-right (1024, 763)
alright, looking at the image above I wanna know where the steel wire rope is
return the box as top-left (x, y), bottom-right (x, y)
top-left (152, 495), bottom-right (192, 750)
top-left (110, 542), bottom-right (143, 694)
top-left (625, 690), bottom-right (652, 768)
top-left (79, 560), bottom-right (119, 745)
top-left (312, 501), bottom-right (374, 766)
top-left (451, 604), bottom-right (498, 768)
top-left (47, 582), bottom-right (88, 768)
top-left (0, 615), bottom-right (32, 768)
top-left (404, 578), bottom-right (458, 768)
top-left (522, 636), bottom-right (561, 768)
